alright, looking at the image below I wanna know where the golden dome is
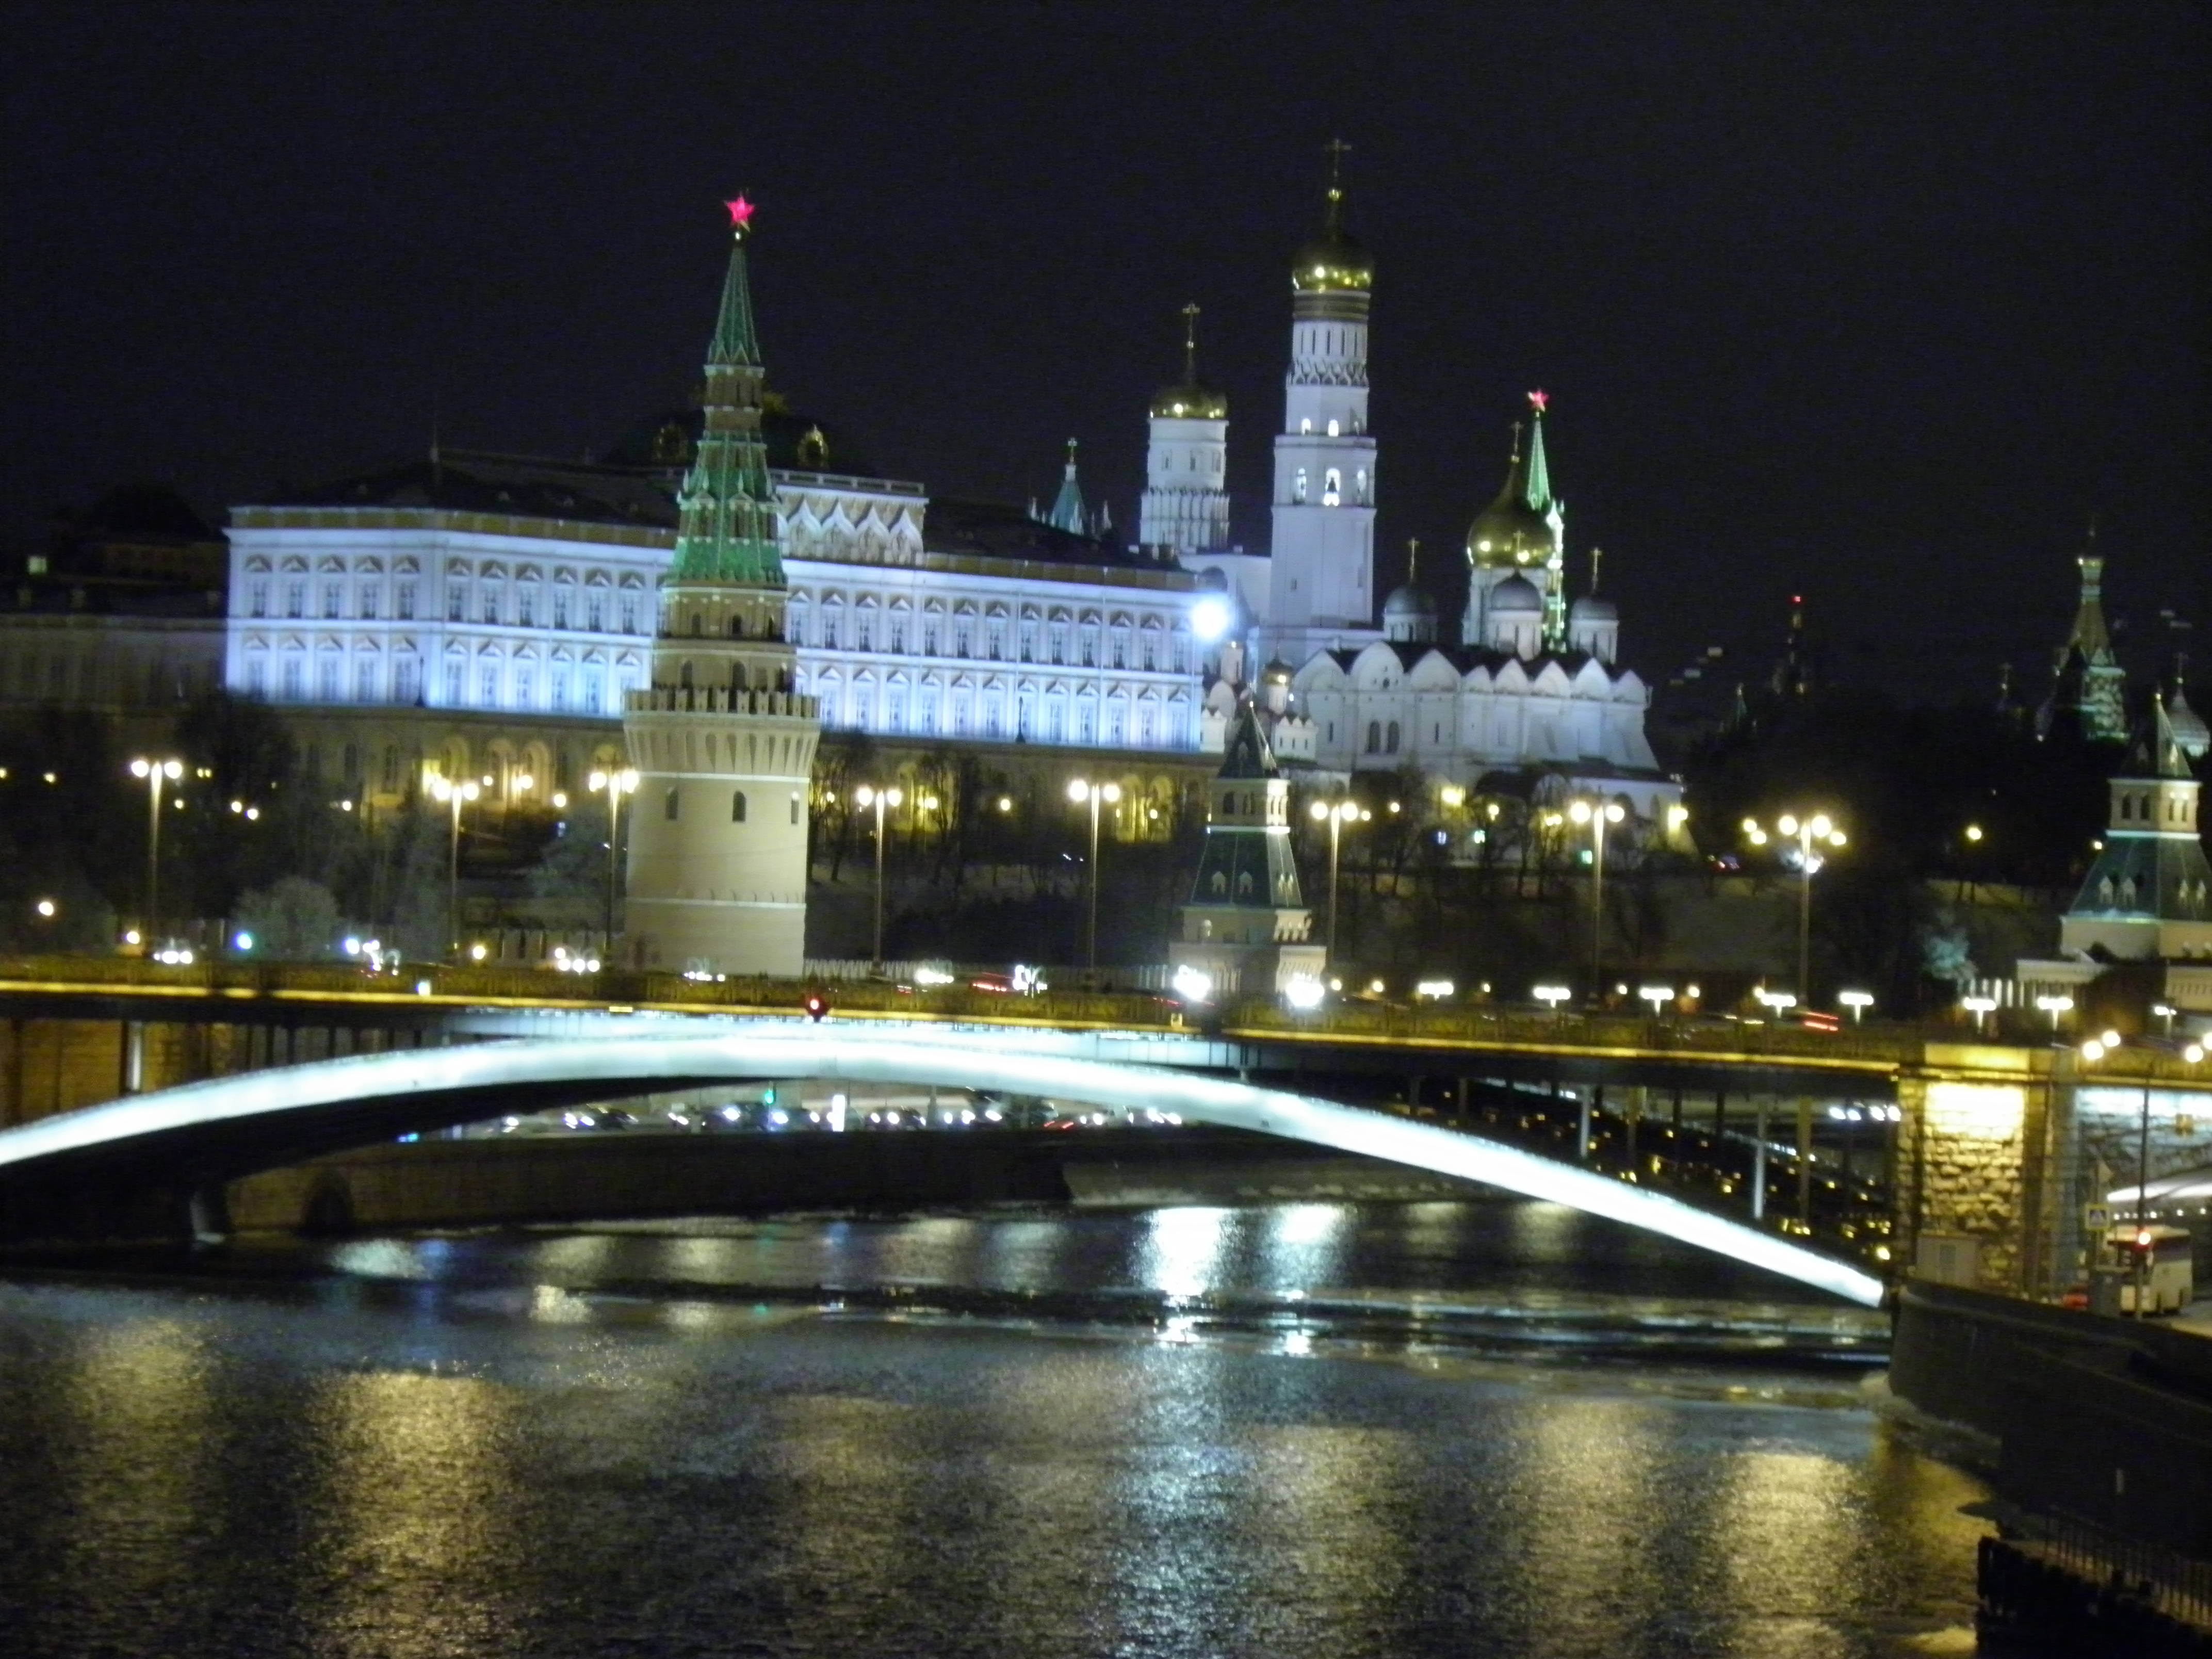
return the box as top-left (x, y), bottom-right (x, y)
top-left (1291, 225), bottom-right (1373, 294)
top-left (1150, 382), bottom-right (1228, 420)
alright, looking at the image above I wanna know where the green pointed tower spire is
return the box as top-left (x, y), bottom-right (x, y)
top-left (1523, 389), bottom-right (1552, 512)
top-left (669, 196), bottom-right (782, 587)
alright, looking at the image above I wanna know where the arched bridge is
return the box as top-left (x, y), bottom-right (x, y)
top-left (0, 1025), bottom-right (1886, 1306)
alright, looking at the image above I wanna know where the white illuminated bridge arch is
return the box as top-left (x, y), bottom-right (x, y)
top-left (0, 1026), bottom-right (1885, 1306)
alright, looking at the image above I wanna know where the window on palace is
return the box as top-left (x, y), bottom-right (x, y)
top-left (1386, 720), bottom-right (1400, 754)
top-left (588, 594), bottom-right (605, 632)
top-left (324, 584), bottom-right (341, 620)
top-left (396, 582), bottom-right (415, 620)
top-left (285, 582), bottom-right (305, 619)
top-left (480, 665), bottom-right (499, 707)
top-left (620, 597), bottom-right (639, 634)
top-left (788, 794), bottom-right (800, 825)
top-left (360, 586), bottom-right (379, 621)
top-left (552, 590), bottom-right (569, 629)
top-left (664, 787), bottom-right (680, 820)
top-left (1365, 721), bottom-right (1380, 753)
top-left (518, 589), bottom-right (534, 627)
top-left (448, 588), bottom-right (465, 622)
top-left (249, 581), bottom-right (268, 618)
top-left (444, 661), bottom-right (463, 704)
top-left (731, 790), bottom-right (747, 823)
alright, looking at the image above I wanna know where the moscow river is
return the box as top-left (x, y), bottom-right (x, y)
top-left (0, 1198), bottom-right (1987, 1657)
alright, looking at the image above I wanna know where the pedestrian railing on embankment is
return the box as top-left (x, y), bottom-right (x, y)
top-left (1978, 1500), bottom-right (2212, 1645)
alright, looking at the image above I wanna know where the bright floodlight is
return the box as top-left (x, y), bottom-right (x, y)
top-left (2187, 1044), bottom-right (2206, 1065)
top-left (1569, 800), bottom-right (1592, 823)
top-left (1283, 975), bottom-right (1325, 1011)
top-left (1310, 800), bottom-right (1327, 820)
top-left (1533, 985), bottom-right (1572, 1010)
top-left (1068, 779), bottom-right (1089, 803)
top-left (2081, 1038), bottom-right (2106, 1062)
top-left (1170, 964), bottom-right (1213, 1004)
top-left (1809, 814), bottom-right (1833, 839)
top-left (1604, 802), bottom-right (1625, 823)
top-left (1190, 595), bottom-right (1231, 642)
top-left (1778, 814), bottom-right (1799, 836)
top-left (1637, 986), bottom-right (1673, 1012)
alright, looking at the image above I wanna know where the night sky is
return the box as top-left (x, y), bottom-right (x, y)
top-left (6, 3), bottom-right (2205, 707)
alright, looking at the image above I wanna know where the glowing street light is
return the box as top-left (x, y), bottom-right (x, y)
top-left (1069, 778), bottom-right (1123, 973)
top-left (853, 783), bottom-right (906, 970)
top-left (1533, 984), bottom-right (1573, 1013)
top-left (586, 767), bottom-right (639, 950)
top-left (1637, 985), bottom-right (1674, 1018)
top-left (428, 772), bottom-right (483, 959)
top-left (129, 756), bottom-right (184, 938)
top-left (1568, 796), bottom-right (1627, 995)
top-left (2035, 993), bottom-right (2074, 1034)
top-left (1839, 989), bottom-right (1875, 1024)
top-left (1745, 810), bottom-right (1847, 1002)
top-left (1307, 797), bottom-right (1367, 964)
top-left (1962, 994), bottom-right (1998, 1033)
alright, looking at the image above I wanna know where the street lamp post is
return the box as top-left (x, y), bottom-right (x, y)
top-left (854, 783), bottom-right (904, 970)
top-left (1068, 778), bottom-right (1123, 974)
top-left (428, 773), bottom-right (483, 959)
top-left (1307, 798), bottom-right (1368, 964)
top-left (1568, 796), bottom-right (1626, 997)
top-left (129, 757), bottom-right (183, 939)
top-left (586, 768), bottom-right (639, 952)
top-left (1744, 811), bottom-right (1846, 1004)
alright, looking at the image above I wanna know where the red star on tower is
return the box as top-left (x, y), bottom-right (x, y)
top-left (1527, 388), bottom-right (1549, 414)
top-left (725, 196), bottom-right (756, 232)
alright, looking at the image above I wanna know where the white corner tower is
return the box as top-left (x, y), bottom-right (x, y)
top-left (1261, 140), bottom-right (1378, 664)
top-left (622, 196), bottom-right (820, 976)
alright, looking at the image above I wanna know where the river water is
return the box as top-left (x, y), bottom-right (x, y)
top-left (0, 1197), bottom-right (1987, 1657)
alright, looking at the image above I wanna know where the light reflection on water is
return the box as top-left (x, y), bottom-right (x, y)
top-left (0, 1200), bottom-right (1979, 1657)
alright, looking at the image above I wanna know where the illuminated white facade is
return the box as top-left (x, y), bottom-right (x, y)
top-left (223, 464), bottom-right (1211, 754)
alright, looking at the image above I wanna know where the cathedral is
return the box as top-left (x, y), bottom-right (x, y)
top-left (1172, 160), bottom-right (1679, 828)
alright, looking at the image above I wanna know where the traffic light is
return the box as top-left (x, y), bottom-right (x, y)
top-left (762, 1086), bottom-right (777, 1107)
top-left (803, 992), bottom-right (828, 1023)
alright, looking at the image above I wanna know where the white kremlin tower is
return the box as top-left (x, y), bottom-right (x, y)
top-left (1258, 141), bottom-right (1379, 665)
top-left (1138, 303), bottom-right (1233, 561)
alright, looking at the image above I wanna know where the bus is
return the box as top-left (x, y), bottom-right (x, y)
top-left (2102, 1225), bottom-right (2194, 1315)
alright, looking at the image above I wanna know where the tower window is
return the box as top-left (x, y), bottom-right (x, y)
top-left (1366, 720), bottom-right (1380, 753)
top-left (1295, 469), bottom-right (1309, 504)
top-left (665, 787), bottom-right (681, 821)
top-left (1386, 721), bottom-right (1401, 754)
top-left (1300, 418), bottom-right (1312, 435)
top-left (1323, 469), bottom-right (1342, 507)
top-left (789, 794), bottom-right (800, 826)
top-left (732, 790), bottom-right (747, 822)
top-left (1327, 418), bottom-right (1340, 437)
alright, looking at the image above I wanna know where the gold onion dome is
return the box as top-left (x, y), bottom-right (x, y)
top-left (1467, 422), bottom-right (1554, 568)
top-left (1291, 222), bottom-right (1373, 293)
top-left (1151, 381), bottom-right (1228, 420)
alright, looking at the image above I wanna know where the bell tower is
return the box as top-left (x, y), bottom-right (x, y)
top-left (1261, 140), bottom-right (1378, 663)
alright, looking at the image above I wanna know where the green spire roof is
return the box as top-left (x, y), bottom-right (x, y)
top-left (669, 198), bottom-right (782, 587)
top-left (1523, 394), bottom-right (1552, 512)
top-left (1045, 439), bottom-right (1086, 534)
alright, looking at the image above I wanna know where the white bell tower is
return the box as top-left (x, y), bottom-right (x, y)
top-left (1261, 140), bottom-right (1378, 664)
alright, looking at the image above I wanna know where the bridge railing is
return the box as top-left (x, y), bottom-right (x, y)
top-left (8, 955), bottom-right (2210, 1089)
